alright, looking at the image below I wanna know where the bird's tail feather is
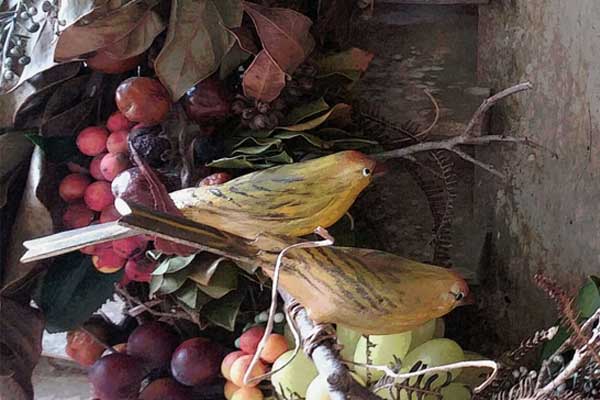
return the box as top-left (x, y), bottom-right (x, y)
top-left (20, 222), bottom-right (134, 263)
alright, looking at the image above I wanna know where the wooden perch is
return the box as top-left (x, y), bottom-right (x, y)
top-left (279, 290), bottom-right (381, 400)
top-left (373, 82), bottom-right (555, 180)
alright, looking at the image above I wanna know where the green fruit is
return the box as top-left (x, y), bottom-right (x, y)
top-left (455, 351), bottom-right (487, 389)
top-left (400, 338), bottom-right (465, 388)
top-left (271, 350), bottom-right (318, 398)
top-left (408, 319), bottom-right (437, 351)
top-left (353, 332), bottom-right (412, 383)
top-left (337, 325), bottom-right (361, 361)
top-left (306, 373), bottom-right (365, 400)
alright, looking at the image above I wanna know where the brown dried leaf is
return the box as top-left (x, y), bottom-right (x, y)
top-left (102, 10), bottom-right (165, 59)
top-left (242, 50), bottom-right (285, 102)
top-left (155, 0), bottom-right (243, 100)
top-left (0, 132), bottom-right (33, 208)
top-left (242, 1), bottom-right (315, 74)
top-left (55, 0), bottom-right (157, 61)
top-left (0, 298), bottom-right (44, 400)
top-left (1, 148), bottom-right (53, 295)
top-left (0, 83), bottom-right (36, 128)
top-left (228, 26), bottom-right (259, 55)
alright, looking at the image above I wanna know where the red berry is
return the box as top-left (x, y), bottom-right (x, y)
top-left (84, 181), bottom-right (115, 211)
top-left (92, 248), bottom-right (126, 273)
top-left (112, 236), bottom-right (148, 259)
top-left (89, 153), bottom-right (106, 181)
top-left (80, 242), bottom-right (112, 256)
top-left (239, 326), bottom-right (266, 355)
top-left (198, 172), bottom-right (232, 186)
top-left (115, 77), bottom-right (171, 125)
top-left (100, 152), bottom-right (130, 181)
top-left (106, 111), bottom-right (134, 133)
top-left (99, 204), bottom-right (121, 223)
top-left (124, 257), bottom-right (157, 282)
top-left (106, 130), bottom-right (130, 154)
top-left (63, 202), bottom-right (95, 229)
top-left (59, 173), bottom-right (91, 202)
top-left (77, 126), bottom-right (109, 156)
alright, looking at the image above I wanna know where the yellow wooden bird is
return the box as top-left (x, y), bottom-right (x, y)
top-left (20, 151), bottom-right (376, 260)
top-left (23, 200), bottom-right (469, 334)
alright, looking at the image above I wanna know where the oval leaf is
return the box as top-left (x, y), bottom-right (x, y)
top-left (280, 103), bottom-right (352, 132)
top-left (202, 290), bottom-right (245, 331)
top-left (241, 1), bottom-right (315, 73)
top-left (103, 10), bottom-right (165, 59)
top-left (55, 0), bottom-right (155, 61)
top-left (155, 0), bottom-right (243, 100)
top-left (242, 50), bottom-right (285, 102)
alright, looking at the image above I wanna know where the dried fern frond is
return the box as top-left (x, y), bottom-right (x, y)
top-left (374, 361), bottom-right (453, 400)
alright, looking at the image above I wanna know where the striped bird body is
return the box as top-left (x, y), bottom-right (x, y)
top-left (170, 150), bottom-right (376, 239)
top-left (258, 246), bottom-right (468, 335)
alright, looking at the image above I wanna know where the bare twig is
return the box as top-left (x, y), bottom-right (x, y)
top-left (279, 291), bottom-right (381, 400)
top-left (373, 82), bottom-right (546, 180)
top-left (114, 285), bottom-right (199, 325)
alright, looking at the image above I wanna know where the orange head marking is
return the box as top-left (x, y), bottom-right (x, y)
top-left (448, 270), bottom-right (471, 307)
top-left (340, 150), bottom-right (377, 180)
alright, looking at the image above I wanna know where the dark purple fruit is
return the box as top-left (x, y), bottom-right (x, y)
top-left (128, 124), bottom-right (171, 167)
top-left (183, 76), bottom-right (231, 125)
top-left (127, 322), bottom-right (179, 370)
top-left (139, 377), bottom-right (191, 400)
top-left (170, 337), bottom-right (224, 386)
top-left (88, 353), bottom-right (145, 400)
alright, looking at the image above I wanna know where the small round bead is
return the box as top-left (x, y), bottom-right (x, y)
top-left (28, 7), bottom-right (38, 15)
top-left (42, 1), bottom-right (52, 11)
top-left (273, 313), bottom-right (285, 323)
top-left (18, 56), bottom-right (31, 65)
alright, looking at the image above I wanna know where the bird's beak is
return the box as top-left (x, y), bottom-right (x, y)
top-left (372, 162), bottom-right (388, 178)
top-left (457, 292), bottom-right (476, 307)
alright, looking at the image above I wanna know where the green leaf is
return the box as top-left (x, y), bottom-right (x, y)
top-left (541, 276), bottom-right (600, 360)
top-left (282, 98), bottom-right (330, 125)
top-left (174, 280), bottom-right (212, 309)
top-left (202, 290), bottom-right (245, 331)
top-left (186, 253), bottom-right (233, 286)
top-left (0, 132), bottom-right (34, 208)
top-left (279, 103), bottom-right (352, 132)
top-left (207, 156), bottom-right (260, 169)
top-left (232, 138), bottom-right (283, 155)
top-left (38, 253), bottom-right (122, 333)
top-left (25, 134), bottom-right (80, 164)
top-left (152, 254), bottom-right (197, 275)
top-left (157, 266), bottom-right (195, 295)
top-left (149, 274), bottom-right (164, 296)
top-left (273, 132), bottom-right (332, 149)
top-left (196, 262), bottom-right (238, 299)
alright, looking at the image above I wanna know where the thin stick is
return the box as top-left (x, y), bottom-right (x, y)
top-left (243, 227), bottom-right (335, 385)
top-left (372, 82), bottom-right (547, 179)
top-left (414, 89), bottom-right (440, 137)
top-left (464, 82), bottom-right (532, 135)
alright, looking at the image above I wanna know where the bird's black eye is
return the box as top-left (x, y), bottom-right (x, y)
top-left (362, 168), bottom-right (371, 177)
top-left (454, 291), bottom-right (465, 301)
